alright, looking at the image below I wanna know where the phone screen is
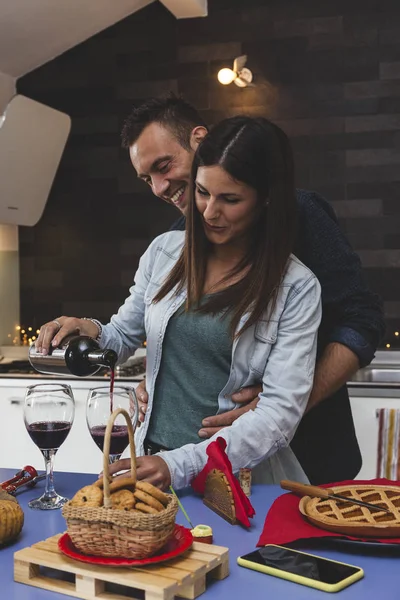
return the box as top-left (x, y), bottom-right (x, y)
top-left (240, 547), bottom-right (360, 584)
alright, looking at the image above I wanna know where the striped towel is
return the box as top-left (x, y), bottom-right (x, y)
top-left (376, 408), bottom-right (400, 480)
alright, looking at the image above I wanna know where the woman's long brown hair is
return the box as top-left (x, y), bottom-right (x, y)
top-left (154, 116), bottom-right (297, 337)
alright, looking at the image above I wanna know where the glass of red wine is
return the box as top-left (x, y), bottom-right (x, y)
top-left (24, 383), bottom-right (75, 510)
top-left (86, 386), bottom-right (138, 464)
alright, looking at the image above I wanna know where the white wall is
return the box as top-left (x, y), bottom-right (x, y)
top-left (0, 225), bottom-right (19, 345)
top-left (0, 71), bottom-right (15, 113)
top-left (0, 78), bottom-right (19, 346)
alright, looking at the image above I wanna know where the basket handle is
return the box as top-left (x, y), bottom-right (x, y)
top-left (103, 407), bottom-right (137, 508)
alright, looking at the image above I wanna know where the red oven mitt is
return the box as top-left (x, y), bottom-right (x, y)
top-left (191, 437), bottom-right (255, 527)
top-left (257, 478), bottom-right (400, 546)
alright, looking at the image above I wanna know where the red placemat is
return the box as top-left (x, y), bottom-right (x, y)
top-left (257, 478), bottom-right (400, 547)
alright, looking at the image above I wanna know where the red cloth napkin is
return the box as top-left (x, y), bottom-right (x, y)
top-left (191, 437), bottom-right (255, 527)
top-left (257, 478), bottom-right (400, 546)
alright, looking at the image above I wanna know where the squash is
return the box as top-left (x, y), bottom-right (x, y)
top-left (0, 489), bottom-right (24, 544)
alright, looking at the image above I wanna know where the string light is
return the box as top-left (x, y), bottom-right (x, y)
top-left (10, 324), bottom-right (38, 345)
top-left (395, 332), bottom-right (399, 337)
top-left (386, 343), bottom-right (391, 348)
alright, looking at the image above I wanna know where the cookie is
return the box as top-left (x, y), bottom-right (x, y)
top-left (134, 489), bottom-right (164, 512)
top-left (110, 489), bottom-right (136, 511)
top-left (93, 477), bottom-right (111, 489)
top-left (70, 485), bottom-right (103, 508)
top-left (136, 481), bottom-right (169, 506)
top-left (108, 477), bottom-right (136, 493)
top-left (135, 502), bottom-right (159, 515)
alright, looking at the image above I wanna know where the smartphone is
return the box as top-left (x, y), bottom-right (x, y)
top-left (237, 544), bottom-right (364, 593)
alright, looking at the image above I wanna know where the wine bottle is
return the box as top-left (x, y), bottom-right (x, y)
top-left (29, 335), bottom-right (118, 377)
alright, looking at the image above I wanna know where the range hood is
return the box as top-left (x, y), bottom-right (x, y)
top-left (0, 94), bottom-right (70, 226)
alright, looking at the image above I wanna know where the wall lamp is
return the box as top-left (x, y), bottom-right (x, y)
top-left (217, 55), bottom-right (253, 88)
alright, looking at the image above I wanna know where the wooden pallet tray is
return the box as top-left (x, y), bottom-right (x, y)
top-left (14, 533), bottom-right (229, 600)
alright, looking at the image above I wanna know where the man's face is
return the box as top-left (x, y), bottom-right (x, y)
top-left (130, 122), bottom-right (196, 216)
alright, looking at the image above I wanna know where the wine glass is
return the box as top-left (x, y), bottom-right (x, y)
top-left (86, 386), bottom-right (138, 464)
top-left (24, 383), bottom-right (75, 510)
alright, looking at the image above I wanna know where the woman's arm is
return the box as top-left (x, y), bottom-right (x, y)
top-left (161, 272), bottom-right (322, 489)
top-left (98, 241), bottom-right (158, 364)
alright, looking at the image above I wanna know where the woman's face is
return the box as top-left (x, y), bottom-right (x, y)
top-left (195, 165), bottom-right (260, 247)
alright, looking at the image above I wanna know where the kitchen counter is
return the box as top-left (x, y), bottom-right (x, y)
top-left (1, 467), bottom-right (399, 600)
top-left (0, 371), bottom-right (144, 381)
top-left (347, 351), bottom-right (400, 397)
top-left (348, 381), bottom-right (400, 398)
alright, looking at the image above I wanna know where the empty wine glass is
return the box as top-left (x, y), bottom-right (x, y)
top-left (24, 383), bottom-right (75, 510)
top-left (86, 386), bottom-right (138, 464)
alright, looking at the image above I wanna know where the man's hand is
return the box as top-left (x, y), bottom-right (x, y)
top-left (136, 379), bottom-right (149, 424)
top-left (107, 455), bottom-right (171, 490)
top-left (198, 384), bottom-right (261, 439)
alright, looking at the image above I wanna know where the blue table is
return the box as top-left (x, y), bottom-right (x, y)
top-left (1, 467), bottom-right (399, 599)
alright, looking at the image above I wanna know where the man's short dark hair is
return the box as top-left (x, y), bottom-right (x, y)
top-left (121, 93), bottom-right (207, 151)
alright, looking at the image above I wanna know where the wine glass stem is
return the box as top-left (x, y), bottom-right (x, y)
top-left (42, 449), bottom-right (57, 499)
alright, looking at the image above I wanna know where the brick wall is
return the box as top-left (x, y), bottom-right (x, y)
top-left (18, 0), bottom-right (400, 347)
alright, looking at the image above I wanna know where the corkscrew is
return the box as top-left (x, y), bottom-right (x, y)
top-left (0, 465), bottom-right (45, 495)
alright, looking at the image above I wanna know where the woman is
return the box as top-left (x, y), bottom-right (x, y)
top-left (36, 116), bottom-right (321, 490)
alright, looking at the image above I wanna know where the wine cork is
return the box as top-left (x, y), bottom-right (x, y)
top-left (239, 468), bottom-right (252, 497)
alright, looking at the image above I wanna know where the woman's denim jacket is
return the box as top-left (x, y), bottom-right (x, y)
top-left (100, 231), bottom-right (322, 490)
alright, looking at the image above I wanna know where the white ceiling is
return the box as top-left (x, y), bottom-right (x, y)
top-left (0, 0), bottom-right (208, 79)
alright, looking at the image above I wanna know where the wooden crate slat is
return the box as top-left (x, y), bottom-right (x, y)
top-left (20, 545), bottom-right (179, 585)
top-left (130, 563), bottom-right (196, 584)
top-left (186, 549), bottom-right (221, 565)
top-left (34, 540), bottom-right (60, 552)
top-left (15, 547), bottom-right (179, 594)
top-left (166, 557), bottom-right (208, 571)
top-left (192, 541), bottom-right (229, 555)
top-left (14, 534), bottom-right (229, 600)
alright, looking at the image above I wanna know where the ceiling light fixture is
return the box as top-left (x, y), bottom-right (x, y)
top-left (217, 55), bottom-right (253, 87)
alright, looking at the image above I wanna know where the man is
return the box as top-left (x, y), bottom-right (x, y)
top-left (117, 93), bottom-right (385, 485)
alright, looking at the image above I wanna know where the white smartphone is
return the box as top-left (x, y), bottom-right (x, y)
top-left (237, 544), bottom-right (364, 593)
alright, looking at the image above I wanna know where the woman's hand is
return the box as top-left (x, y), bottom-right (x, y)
top-left (35, 316), bottom-right (99, 354)
top-left (136, 379), bottom-right (149, 423)
top-left (107, 455), bottom-right (171, 490)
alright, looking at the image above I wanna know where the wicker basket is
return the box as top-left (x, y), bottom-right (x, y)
top-left (62, 407), bottom-right (178, 558)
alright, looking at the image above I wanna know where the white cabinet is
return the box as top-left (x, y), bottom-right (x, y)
top-left (349, 389), bottom-right (400, 479)
top-left (0, 377), bottom-right (139, 474)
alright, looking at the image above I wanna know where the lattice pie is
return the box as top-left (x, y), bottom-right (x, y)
top-left (299, 484), bottom-right (400, 537)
